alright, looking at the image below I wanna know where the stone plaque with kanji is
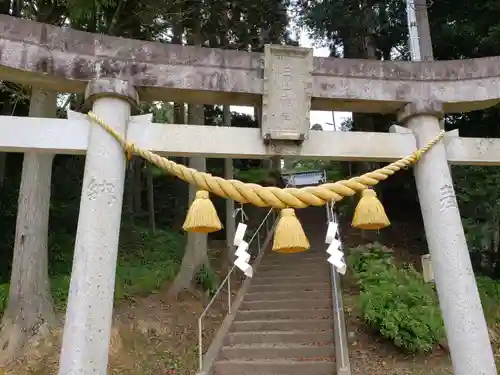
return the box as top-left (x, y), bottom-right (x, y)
top-left (262, 44), bottom-right (313, 142)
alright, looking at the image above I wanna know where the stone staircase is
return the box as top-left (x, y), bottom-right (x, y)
top-left (213, 207), bottom-right (337, 375)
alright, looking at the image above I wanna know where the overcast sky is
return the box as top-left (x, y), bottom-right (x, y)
top-left (231, 31), bottom-right (352, 131)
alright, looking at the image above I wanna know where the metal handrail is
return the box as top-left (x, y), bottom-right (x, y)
top-left (197, 203), bottom-right (279, 371)
top-left (324, 169), bottom-right (351, 375)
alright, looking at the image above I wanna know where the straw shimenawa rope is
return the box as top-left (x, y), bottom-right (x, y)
top-left (87, 112), bottom-right (444, 209)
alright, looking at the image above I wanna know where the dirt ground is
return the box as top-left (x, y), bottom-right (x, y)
top-left (3, 292), bottom-right (229, 375)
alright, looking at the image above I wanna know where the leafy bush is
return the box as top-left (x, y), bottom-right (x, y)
top-left (348, 243), bottom-right (445, 352)
top-left (196, 264), bottom-right (220, 297)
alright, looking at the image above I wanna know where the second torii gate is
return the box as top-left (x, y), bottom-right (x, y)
top-left (1, 14), bottom-right (500, 375)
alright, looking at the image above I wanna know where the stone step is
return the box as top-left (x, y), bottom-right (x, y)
top-left (219, 342), bottom-right (335, 360)
top-left (225, 330), bottom-right (334, 345)
top-left (257, 264), bottom-right (330, 273)
top-left (255, 268), bottom-right (330, 278)
top-left (259, 258), bottom-right (328, 267)
top-left (241, 298), bottom-right (332, 311)
top-left (231, 319), bottom-right (334, 332)
top-left (263, 254), bottom-right (327, 262)
top-left (249, 282), bottom-right (330, 293)
top-left (214, 359), bottom-right (335, 375)
top-left (236, 308), bottom-right (334, 321)
top-left (244, 290), bottom-right (329, 301)
top-left (251, 276), bottom-right (331, 285)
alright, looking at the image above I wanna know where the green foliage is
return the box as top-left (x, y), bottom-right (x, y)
top-left (349, 243), bottom-right (445, 352)
top-left (296, 0), bottom-right (408, 59)
top-left (0, 226), bottom-right (184, 316)
top-left (235, 168), bottom-right (270, 183)
top-left (349, 243), bottom-right (500, 351)
top-left (349, 242), bottom-right (394, 276)
top-left (0, 283), bottom-right (8, 313)
top-left (235, 168), bottom-right (282, 185)
top-left (476, 276), bottom-right (500, 325)
top-left (196, 264), bottom-right (220, 297)
top-left (453, 165), bottom-right (500, 277)
top-left (289, 161), bottom-right (345, 182)
top-left (430, 1), bottom-right (500, 59)
top-left (114, 227), bottom-right (184, 300)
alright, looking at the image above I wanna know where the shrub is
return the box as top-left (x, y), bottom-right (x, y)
top-left (348, 242), bottom-right (445, 352)
top-left (196, 264), bottom-right (219, 297)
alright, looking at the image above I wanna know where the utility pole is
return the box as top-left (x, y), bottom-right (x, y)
top-left (406, 0), bottom-right (433, 61)
top-left (407, 0), bottom-right (440, 131)
top-left (414, 0), bottom-right (434, 61)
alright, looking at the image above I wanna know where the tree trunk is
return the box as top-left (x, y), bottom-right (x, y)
top-left (0, 153), bottom-right (6, 189)
top-left (254, 103), bottom-right (270, 169)
top-left (168, 2), bottom-right (209, 296)
top-left (271, 156), bottom-right (281, 171)
top-left (284, 158), bottom-right (294, 171)
top-left (133, 157), bottom-right (143, 215)
top-left (344, 14), bottom-right (382, 241)
top-left (223, 105), bottom-right (236, 260)
top-left (170, 11), bottom-right (189, 231)
top-left (0, 88), bottom-right (57, 363)
top-left (345, 19), bottom-right (379, 176)
top-left (219, 7), bottom-right (236, 261)
top-left (146, 162), bottom-right (156, 233)
top-left (169, 7), bottom-right (209, 295)
top-left (125, 165), bottom-right (135, 223)
top-left (0, 100), bottom-right (15, 189)
top-left (171, 101), bottom-right (188, 229)
top-left (168, 102), bottom-right (209, 297)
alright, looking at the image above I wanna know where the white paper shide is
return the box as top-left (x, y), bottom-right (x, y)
top-left (233, 222), bottom-right (253, 278)
top-left (325, 220), bottom-right (347, 275)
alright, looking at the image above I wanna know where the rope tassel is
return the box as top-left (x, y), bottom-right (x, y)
top-left (352, 188), bottom-right (390, 230)
top-left (182, 190), bottom-right (223, 233)
top-left (272, 208), bottom-right (310, 253)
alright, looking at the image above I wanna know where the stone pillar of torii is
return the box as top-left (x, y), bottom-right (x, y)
top-left (58, 79), bottom-right (138, 374)
top-left (0, 14), bottom-right (499, 375)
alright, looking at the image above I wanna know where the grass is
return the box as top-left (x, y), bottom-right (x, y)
top-left (0, 225), bottom-right (185, 315)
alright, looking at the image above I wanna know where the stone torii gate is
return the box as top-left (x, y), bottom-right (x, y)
top-left (1, 14), bottom-right (500, 375)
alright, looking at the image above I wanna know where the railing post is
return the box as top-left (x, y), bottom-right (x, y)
top-left (198, 318), bottom-right (203, 371)
top-left (228, 272), bottom-right (232, 315)
top-left (326, 200), bottom-right (351, 375)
